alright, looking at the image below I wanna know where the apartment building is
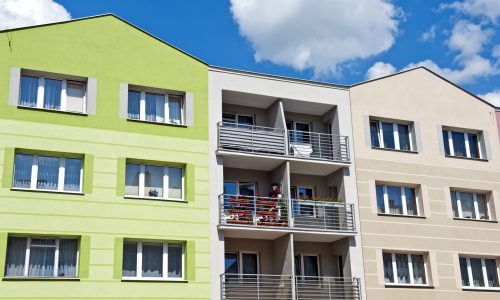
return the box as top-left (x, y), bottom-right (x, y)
top-left (0, 15), bottom-right (211, 299)
top-left (350, 68), bottom-right (500, 300)
top-left (208, 67), bottom-right (366, 300)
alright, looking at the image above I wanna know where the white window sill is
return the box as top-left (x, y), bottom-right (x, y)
top-left (10, 187), bottom-right (84, 195)
top-left (462, 286), bottom-right (500, 292)
top-left (385, 283), bottom-right (433, 289)
top-left (3, 276), bottom-right (79, 281)
top-left (453, 217), bottom-right (497, 223)
top-left (377, 213), bottom-right (425, 219)
top-left (17, 105), bottom-right (87, 116)
top-left (121, 277), bottom-right (186, 282)
top-left (127, 118), bottom-right (187, 127)
top-left (371, 146), bottom-right (418, 154)
top-left (444, 154), bottom-right (488, 162)
top-left (124, 195), bottom-right (186, 203)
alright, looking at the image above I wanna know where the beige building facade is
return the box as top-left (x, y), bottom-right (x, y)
top-left (350, 67), bottom-right (500, 299)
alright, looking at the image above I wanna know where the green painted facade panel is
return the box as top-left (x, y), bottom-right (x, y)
top-left (0, 15), bottom-right (210, 299)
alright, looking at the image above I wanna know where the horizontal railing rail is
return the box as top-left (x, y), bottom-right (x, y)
top-left (288, 130), bottom-right (350, 162)
top-left (292, 200), bottom-right (356, 232)
top-left (218, 122), bottom-right (287, 155)
top-left (221, 273), bottom-right (293, 300)
top-left (295, 276), bottom-right (360, 300)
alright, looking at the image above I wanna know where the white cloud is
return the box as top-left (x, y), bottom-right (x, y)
top-left (447, 21), bottom-right (492, 59)
top-left (420, 25), bottom-right (436, 41)
top-left (229, 0), bottom-right (401, 78)
top-left (443, 0), bottom-right (500, 23)
top-left (0, 0), bottom-right (70, 30)
top-left (492, 45), bottom-right (500, 59)
top-left (365, 61), bottom-right (396, 79)
top-left (479, 89), bottom-right (500, 106)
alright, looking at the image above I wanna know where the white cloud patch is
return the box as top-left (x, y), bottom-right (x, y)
top-left (447, 21), bottom-right (492, 59)
top-left (442, 0), bottom-right (500, 23)
top-left (365, 61), bottom-right (396, 79)
top-left (420, 25), bottom-right (437, 41)
top-left (0, 0), bottom-right (70, 29)
top-left (479, 89), bottom-right (500, 106)
top-left (229, 0), bottom-right (401, 78)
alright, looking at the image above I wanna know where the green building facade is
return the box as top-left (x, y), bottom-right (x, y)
top-left (0, 15), bottom-right (210, 299)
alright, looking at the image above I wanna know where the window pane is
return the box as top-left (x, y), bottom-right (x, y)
top-left (142, 243), bottom-right (163, 277)
top-left (370, 121), bottom-right (380, 147)
top-left (452, 131), bottom-right (466, 157)
top-left (459, 192), bottom-right (476, 219)
top-left (476, 194), bottom-right (489, 220)
top-left (405, 187), bottom-right (418, 216)
top-left (13, 154), bottom-right (33, 188)
top-left (242, 253), bottom-right (258, 274)
top-left (168, 96), bottom-right (182, 125)
top-left (168, 167), bottom-right (183, 199)
top-left (145, 93), bottom-right (164, 122)
top-left (239, 182), bottom-right (255, 197)
top-left (387, 186), bottom-right (403, 215)
top-left (122, 242), bottom-right (137, 277)
top-left (451, 191), bottom-right (459, 218)
top-left (442, 130), bottom-right (450, 155)
top-left (64, 158), bottom-right (81, 192)
top-left (459, 257), bottom-right (470, 286)
top-left (485, 259), bottom-right (499, 287)
top-left (43, 79), bottom-right (62, 110)
top-left (395, 254), bottom-right (410, 284)
top-left (294, 255), bottom-right (301, 276)
top-left (66, 82), bottom-right (85, 113)
top-left (470, 258), bottom-right (485, 287)
top-left (468, 134), bottom-right (480, 158)
top-left (28, 243), bottom-right (56, 277)
top-left (57, 239), bottom-right (78, 277)
top-left (376, 184), bottom-right (385, 213)
top-left (145, 165), bottom-right (163, 198)
top-left (168, 244), bottom-right (182, 278)
top-left (411, 255), bottom-right (426, 284)
top-left (36, 156), bottom-right (60, 190)
top-left (398, 124), bottom-right (411, 151)
top-left (128, 91), bottom-right (141, 120)
top-left (5, 237), bottom-right (27, 277)
top-left (19, 76), bottom-right (39, 107)
top-left (224, 253), bottom-right (238, 274)
top-left (125, 164), bottom-right (140, 196)
top-left (298, 187), bottom-right (313, 200)
top-left (382, 122), bottom-right (395, 149)
top-left (222, 113), bottom-right (236, 124)
top-left (303, 255), bottom-right (319, 277)
top-left (294, 123), bottom-right (311, 143)
top-left (237, 115), bottom-right (254, 126)
top-left (383, 253), bottom-right (394, 283)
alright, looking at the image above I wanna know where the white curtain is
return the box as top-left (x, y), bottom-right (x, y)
top-left (168, 244), bottom-right (182, 278)
top-left (470, 258), bottom-right (485, 287)
top-left (168, 97), bottom-right (182, 124)
top-left (395, 254), bottom-right (410, 284)
top-left (20, 76), bottom-right (39, 107)
top-left (125, 164), bottom-right (140, 196)
top-left (387, 186), bottom-right (403, 214)
top-left (13, 154), bottom-right (33, 188)
top-left (28, 246), bottom-right (55, 277)
top-left (64, 158), bottom-right (81, 192)
top-left (57, 239), bottom-right (78, 277)
top-left (168, 167), bottom-right (183, 199)
top-left (484, 259), bottom-right (499, 287)
top-left (43, 79), bottom-right (62, 110)
top-left (145, 93), bottom-right (164, 122)
top-left (36, 156), bottom-right (59, 190)
top-left (460, 192), bottom-right (476, 219)
top-left (122, 242), bottom-right (137, 277)
top-left (127, 91), bottom-right (141, 120)
top-left (476, 194), bottom-right (489, 220)
top-left (142, 243), bottom-right (163, 277)
top-left (459, 257), bottom-right (470, 286)
top-left (405, 188), bottom-right (418, 216)
top-left (5, 237), bottom-right (26, 276)
top-left (145, 165), bottom-right (163, 198)
top-left (411, 255), bottom-right (426, 284)
top-left (383, 253), bottom-right (394, 283)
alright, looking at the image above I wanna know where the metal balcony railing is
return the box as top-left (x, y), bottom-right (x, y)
top-left (217, 122), bottom-right (351, 163)
top-left (220, 274), bottom-right (360, 300)
top-left (221, 274), bottom-right (294, 300)
top-left (292, 200), bottom-right (356, 232)
top-left (218, 122), bottom-right (287, 155)
top-left (219, 195), bottom-right (356, 233)
top-left (288, 130), bottom-right (350, 162)
top-left (295, 277), bottom-right (361, 300)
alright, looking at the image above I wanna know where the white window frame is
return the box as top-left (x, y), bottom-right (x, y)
top-left (295, 254), bottom-right (320, 279)
top-left (461, 257), bottom-right (500, 290)
top-left (384, 252), bottom-right (428, 286)
top-left (372, 120), bottom-right (414, 151)
top-left (122, 241), bottom-right (185, 281)
top-left (452, 191), bottom-right (490, 221)
top-left (12, 153), bottom-right (83, 193)
top-left (125, 163), bottom-right (185, 201)
top-left (5, 236), bottom-right (80, 278)
top-left (131, 91), bottom-right (185, 125)
top-left (19, 75), bottom-right (87, 113)
top-left (444, 129), bottom-right (482, 159)
top-left (377, 184), bottom-right (419, 216)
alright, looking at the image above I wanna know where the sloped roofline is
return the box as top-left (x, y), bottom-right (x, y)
top-left (351, 66), bottom-right (496, 109)
top-left (0, 13), bottom-right (208, 65)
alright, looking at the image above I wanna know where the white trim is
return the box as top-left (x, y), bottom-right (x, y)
top-left (53, 239), bottom-right (60, 277)
top-left (464, 133), bottom-right (471, 158)
top-left (393, 123), bottom-right (400, 150)
top-left (36, 77), bottom-right (44, 108)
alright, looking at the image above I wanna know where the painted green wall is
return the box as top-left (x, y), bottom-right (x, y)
top-left (0, 15), bottom-right (210, 299)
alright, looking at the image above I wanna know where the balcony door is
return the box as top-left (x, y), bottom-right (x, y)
top-left (287, 121), bottom-right (311, 144)
top-left (295, 254), bottom-right (320, 279)
top-left (291, 186), bottom-right (316, 217)
top-left (224, 252), bottom-right (259, 279)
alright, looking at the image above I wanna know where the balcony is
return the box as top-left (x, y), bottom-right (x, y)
top-left (217, 122), bottom-right (350, 163)
top-left (219, 195), bottom-right (356, 233)
top-left (220, 274), bottom-right (360, 300)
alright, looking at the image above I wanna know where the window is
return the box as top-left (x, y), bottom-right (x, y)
top-left (223, 181), bottom-right (256, 197)
top-left (128, 90), bottom-right (184, 125)
top-left (19, 75), bottom-right (86, 113)
top-left (291, 186), bottom-right (317, 217)
top-left (460, 257), bottom-right (500, 289)
top-left (295, 254), bottom-right (320, 279)
top-left (287, 121), bottom-right (312, 144)
top-left (383, 252), bottom-right (427, 285)
top-left (451, 191), bottom-right (490, 220)
top-left (442, 129), bottom-right (482, 159)
top-left (4, 236), bottom-right (78, 278)
top-left (370, 120), bottom-right (414, 151)
top-left (222, 113), bottom-right (255, 128)
top-left (376, 184), bottom-right (419, 216)
top-left (125, 163), bottom-right (183, 200)
top-left (122, 241), bottom-right (184, 280)
top-left (12, 153), bottom-right (82, 193)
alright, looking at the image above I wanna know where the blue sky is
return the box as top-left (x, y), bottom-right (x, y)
top-left (2, 0), bottom-right (500, 105)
